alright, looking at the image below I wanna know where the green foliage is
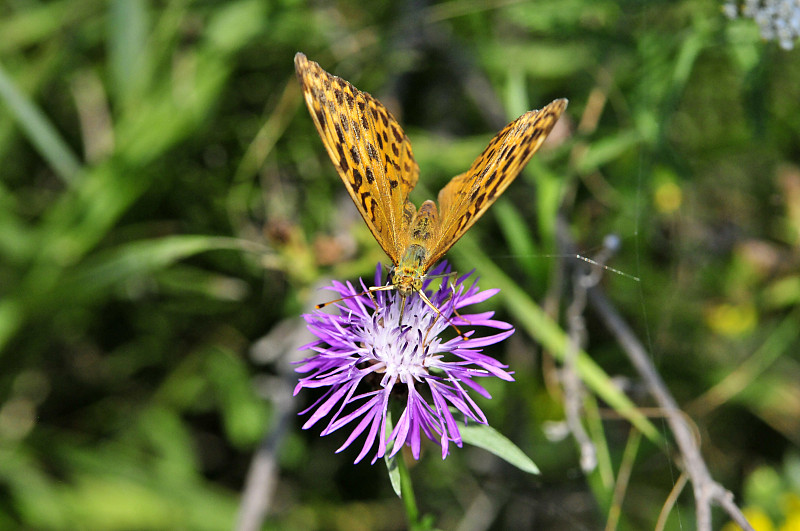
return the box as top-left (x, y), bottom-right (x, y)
top-left (1, 0), bottom-right (798, 529)
top-left (458, 420), bottom-right (540, 475)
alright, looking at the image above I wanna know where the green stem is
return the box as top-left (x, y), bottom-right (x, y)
top-left (396, 452), bottom-right (420, 527)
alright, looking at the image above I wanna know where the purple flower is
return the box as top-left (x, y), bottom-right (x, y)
top-left (294, 262), bottom-right (515, 464)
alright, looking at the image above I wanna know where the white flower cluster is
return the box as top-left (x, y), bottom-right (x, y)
top-left (724, 0), bottom-right (800, 50)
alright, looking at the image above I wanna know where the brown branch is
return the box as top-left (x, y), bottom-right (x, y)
top-left (236, 304), bottom-right (318, 531)
top-left (588, 286), bottom-right (753, 530)
top-left (556, 216), bottom-right (753, 531)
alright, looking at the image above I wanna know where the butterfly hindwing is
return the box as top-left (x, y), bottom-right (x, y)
top-left (294, 53), bottom-right (420, 264)
top-left (424, 98), bottom-right (568, 268)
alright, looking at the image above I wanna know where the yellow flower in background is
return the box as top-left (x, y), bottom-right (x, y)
top-left (779, 493), bottom-right (800, 531)
top-left (780, 512), bottom-right (800, 531)
top-left (705, 302), bottom-right (758, 336)
top-left (782, 493), bottom-right (800, 514)
top-left (721, 507), bottom-right (774, 531)
top-left (654, 180), bottom-right (683, 214)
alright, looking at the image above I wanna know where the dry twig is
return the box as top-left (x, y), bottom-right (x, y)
top-left (556, 216), bottom-right (753, 531)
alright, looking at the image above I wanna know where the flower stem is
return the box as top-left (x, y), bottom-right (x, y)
top-left (396, 451), bottom-right (420, 526)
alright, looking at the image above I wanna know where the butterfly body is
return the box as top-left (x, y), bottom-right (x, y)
top-left (294, 53), bottom-right (566, 310)
top-left (392, 246), bottom-right (426, 295)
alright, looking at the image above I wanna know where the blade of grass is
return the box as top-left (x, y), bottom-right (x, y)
top-left (0, 61), bottom-right (82, 183)
top-left (451, 236), bottom-right (660, 441)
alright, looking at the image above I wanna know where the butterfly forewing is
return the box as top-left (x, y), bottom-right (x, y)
top-left (295, 53), bottom-right (568, 294)
top-left (424, 98), bottom-right (568, 268)
top-left (294, 53), bottom-right (419, 264)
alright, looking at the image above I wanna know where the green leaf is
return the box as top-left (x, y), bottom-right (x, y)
top-left (458, 421), bottom-right (540, 475)
top-left (383, 412), bottom-right (402, 497)
top-left (451, 237), bottom-right (661, 442)
top-left (494, 200), bottom-right (539, 275)
top-left (385, 452), bottom-right (402, 498)
top-left (59, 235), bottom-right (261, 301)
top-left (574, 130), bottom-right (641, 174)
top-left (0, 61), bottom-right (82, 183)
top-left (205, 0), bottom-right (267, 53)
top-left (108, 0), bottom-right (150, 103)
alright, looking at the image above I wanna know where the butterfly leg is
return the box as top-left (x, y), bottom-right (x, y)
top-left (426, 270), bottom-right (474, 327)
top-left (445, 274), bottom-right (475, 327)
top-left (398, 292), bottom-right (408, 326)
top-left (421, 286), bottom-right (456, 346)
top-left (414, 289), bottom-right (468, 341)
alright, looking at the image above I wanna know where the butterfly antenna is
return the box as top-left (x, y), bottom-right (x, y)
top-left (314, 284), bottom-right (394, 310)
top-left (314, 292), bottom-right (367, 310)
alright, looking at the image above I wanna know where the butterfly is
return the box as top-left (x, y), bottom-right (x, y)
top-left (295, 52), bottom-right (567, 320)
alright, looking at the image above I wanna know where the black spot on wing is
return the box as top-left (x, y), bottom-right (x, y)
top-left (501, 156), bottom-right (515, 174)
top-left (367, 143), bottom-right (378, 161)
top-left (336, 143), bottom-right (347, 170)
top-left (352, 168), bottom-right (363, 190)
top-left (521, 145), bottom-right (533, 160)
top-left (315, 108), bottom-right (326, 127)
top-left (384, 155), bottom-right (400, 171)
top-left (455, 212), bottom-right (472, 233)
top-left (359, 191), bottom-right (377, 229)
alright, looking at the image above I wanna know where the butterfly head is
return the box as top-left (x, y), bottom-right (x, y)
top-left (389, 261), bottom-right (469, 341)
top-left (390, 243), bottom-right (429, 297)
top-left (390, 263), bottom-right (428, 335)
top-left (390, 264), bottom-right (425, 297)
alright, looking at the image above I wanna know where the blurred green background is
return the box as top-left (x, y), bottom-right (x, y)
top-left (1, 0), bottom-right (799, 529)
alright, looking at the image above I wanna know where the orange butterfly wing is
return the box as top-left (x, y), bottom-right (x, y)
top-left (294, 53), bottom-right (419, 265)
top-left (423, 98), bottom-right (568, 269)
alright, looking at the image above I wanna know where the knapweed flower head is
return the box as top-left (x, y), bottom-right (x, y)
top-left (295, 262), bottom-right (514, 464)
